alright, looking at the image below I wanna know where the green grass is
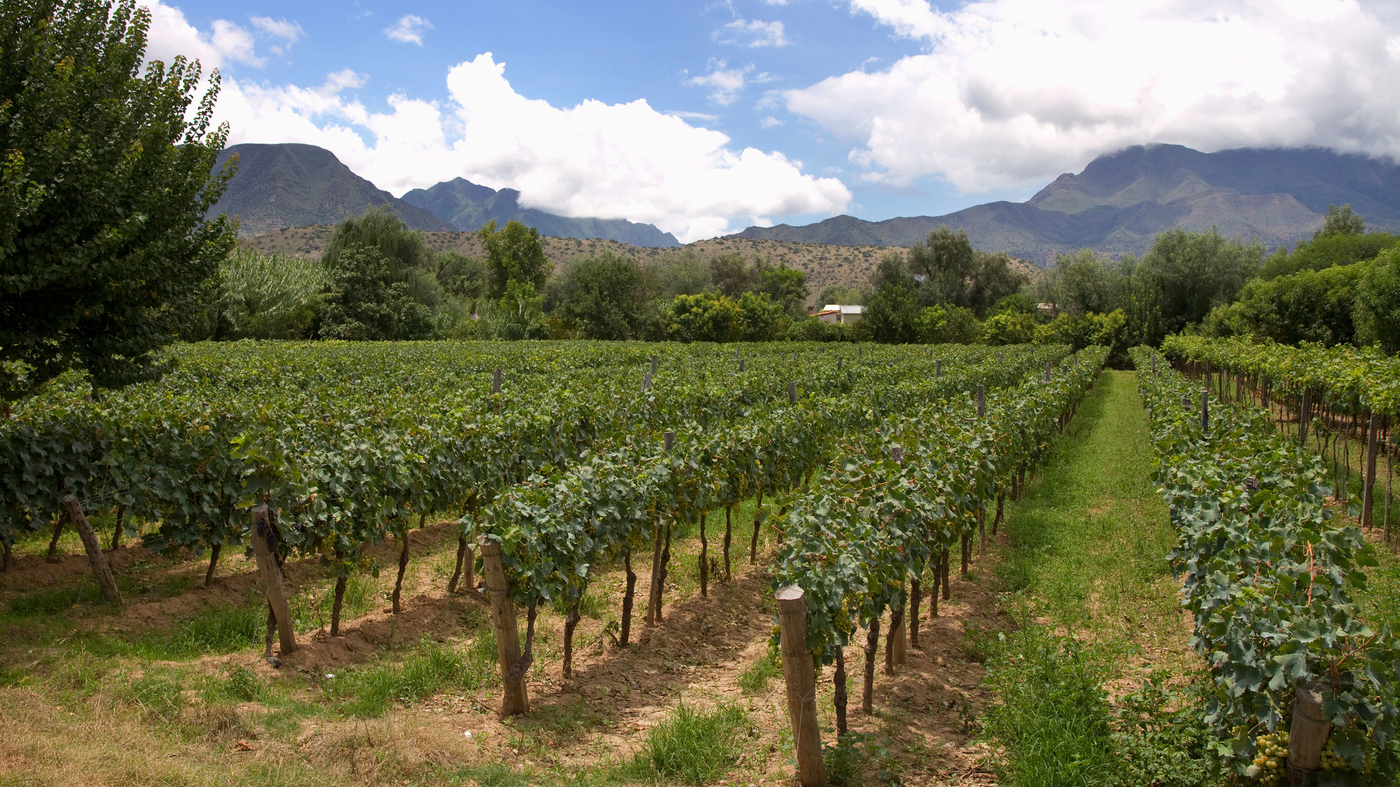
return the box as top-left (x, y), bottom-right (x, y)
top-left (623, 702), bottom-right (751, 785)
top-left (321, 637), bottom-right (497, 717)
top-left (983, 370), bottom-right (1216, 786)
top-left (736, 645), bottom-right (781, 695)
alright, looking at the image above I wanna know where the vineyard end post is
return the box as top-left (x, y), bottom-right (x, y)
top-left (976, 384), bottom-right (985, 418)
top-left (1286, 681), bottom-right (1329, 786)
top-left (61, 495), bottom-right (121, 605)
top-left (480, 538), bottom-right (529, 716)
top-left (651, 354), bottom-right (658, 375)
top-left (492, 367), bottom-right (502, 394)
top-left (789, 381), bottom-right (797, 405)
top-left (1363, 411), bottom-right (1380, 528)
top-left (249, 504), bottom-right (295, 654)
top-left (936, 359), bottom-right (942, 378)
top-left (776, 586), bottom-right (827, 787)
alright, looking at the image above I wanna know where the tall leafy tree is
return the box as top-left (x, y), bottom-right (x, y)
top-left (1136, 226), bottom-right (1262, 343)
top-left (907, 225), bottom-right (976, 306)
top-left (0, 0), bottom-right (237, 399)
top-left (1315, 203), bottom-right (1366, 239)
top-left (553, 252), bottom-right (653, 340)
top-left (479, 219), bottom-right (550, 299)
top-left (758, 264), bottom-right (808, 316)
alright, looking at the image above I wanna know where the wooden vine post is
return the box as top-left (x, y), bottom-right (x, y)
top-left (1363, 411), bottom-right (1380, 528)
top-left (776, 586), bottom-right (827, 787)
top-left (248, 504), bottom-right (295, 654)
top-left (886, 445), bottom-right (906, 670)
top-left (1201, 389), bottom-right (1210, 435)
top-left (61, 495), bottom-right (121, 605)
top-left (977, 385), bottom-right (987, 554)
top-left (480, 537), bottom-right (529, 716)
top-left (648, 431), bottom-right (676, 625)
top-left (1286, 681), bottom-right (1329, 786)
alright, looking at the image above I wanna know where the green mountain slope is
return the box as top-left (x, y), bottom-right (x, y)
top-left (735, 145), bottom-right (1400, 262)
top-left (208, 143), bottom-right (452, 237)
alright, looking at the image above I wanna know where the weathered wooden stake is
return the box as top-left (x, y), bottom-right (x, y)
top-left (249, 504), bottom-right (295, 653)
top-left (621, 549), bottom-right (637, 646)
top-left (642, 372), bottom-right (652, 392)
top-left (909, 576), bottom-right (921, 648)
top-left (776, 587), bottom-right (828, 787)
top-left (976, 384), bottom-right (985, 417)
top-left (886, 586), bottom-right (906, 671)
top-left (1364, 411), bottom-right (1381, 528)
top-left (62, 495), bottom-right (121, 605)
top-left (936, 359), bottom-right (943, 377)
top-left (862, 616), bottom-right (879, 714)
top-left (651, 354), bottom-right (658, 375)
top-left (492, 367), bottom-right (502, 394)
top-left (481, 538), bottom-right (529, 716)
top-left (1300, 388), bottom-right (1312, 445)
top-left (1286, 682), bottom-right (1329, 786)
top-left (789, 380), bottom-right (798, 404)
top-left (1201, 389), bottom-right (1210, 435)
top-left (739, 359), bottom-right (745, 372)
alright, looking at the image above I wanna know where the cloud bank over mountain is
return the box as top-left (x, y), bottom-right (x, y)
top-left (142, 3), bottom-right (850, 243)
top-left (786, 0), bottom-right (1400, 192)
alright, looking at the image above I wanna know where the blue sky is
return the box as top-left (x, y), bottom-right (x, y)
top-left (146, 0), bottom-right (1400, 241)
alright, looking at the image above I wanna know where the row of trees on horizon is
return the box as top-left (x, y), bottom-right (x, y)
top-left (200, 202), bottom-right (1400, 364)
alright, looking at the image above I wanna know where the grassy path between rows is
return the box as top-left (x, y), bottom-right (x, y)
top-left (981, 369), bottom-right (1216, 787)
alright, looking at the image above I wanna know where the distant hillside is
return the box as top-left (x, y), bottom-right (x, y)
top-left (735, 145), bottom-right (1400, 263)
top-left (241, 228), bottom-right (1038, 308)
top-left (209, 143), bottom-right (452, 237)
top-left (401, 178), bottom-right (680, 248)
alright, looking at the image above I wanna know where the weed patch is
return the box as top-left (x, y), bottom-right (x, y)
top-left (626, 702), bottom-right (750, 785)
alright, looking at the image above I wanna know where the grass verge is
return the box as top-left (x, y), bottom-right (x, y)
top-left (983, 370), bottom-right (1216, 787)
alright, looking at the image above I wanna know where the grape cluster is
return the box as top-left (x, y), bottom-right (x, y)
top-left (1251, 729), bottom-right (1288, 784)
top-left (1320, 739), bottom-right (1375, 779)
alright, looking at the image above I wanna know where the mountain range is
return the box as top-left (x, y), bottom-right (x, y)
top-left (208, 143), bottom-right (679, 247)
top-left (733, 145), bottom-right (1400, 262)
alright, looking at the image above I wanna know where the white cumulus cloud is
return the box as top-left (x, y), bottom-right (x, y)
top-left (716, 19), bottom-right (790, 48)
top-left (206, 52), bottom-right (847, 241)
top-left (250, 17), bottom-right (304, 43)
top-left (685, 59), bottom-right (775, 106)
top-left (384, 15), bottom-right (432, 46)
top-left (787, 0), bottom-right (1400, 192)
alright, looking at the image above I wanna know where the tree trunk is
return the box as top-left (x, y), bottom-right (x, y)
top-left (961, 534), bottom-right (970, 578)
top-left (647, 522), bottom-right (664, 626)
top-left (723, 506), bottom-right (732, 582)
top-left (621, 549), bottom-right (636, 647)
top-left (657, 523), bottom-right (671, 621)
top-left (699, 513), bottom-right (708, 598)
top-left (393, 531), bottom-right (410, 614)
top-left (750, 489), bottom-right (764, 563)
top-left (909, 576), bottom-right (921, 649)
top-left (448, 537), bottom-right (468, 593)
top-left (46, 515), bottom-right (65, 562)
top-left (993, 493), bottom-right (1005, 537)
top-left (862, 617), bottom-right (879, 714)
top-left (563, 596), bottom-right (582, 679)
top-left (331, 549), bottom-right (347, 636)
top-left (204, 543), bottom-right (221, 587)
top-left (833, 648), bottom-right (849, 736)
top-left (110, 505), bottom-right (126, 552)
top-left (2, 539), bottom-right (11, 573)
